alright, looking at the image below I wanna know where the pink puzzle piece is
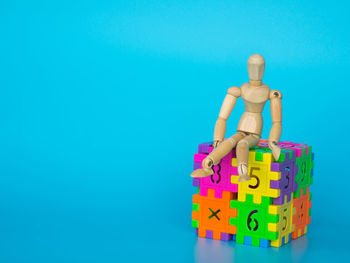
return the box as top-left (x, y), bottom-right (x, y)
top-left (257, 140), bottom-right (309, 157)
top-left (278, 141), bottom-right (309, 157)
top-left (193, 149), bottom-right (238, 199)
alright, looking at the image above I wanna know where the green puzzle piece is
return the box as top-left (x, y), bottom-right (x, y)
top-left (229, 195), bottom-right (279, 246)
top-left (294, 146), bottom-right (313, 198)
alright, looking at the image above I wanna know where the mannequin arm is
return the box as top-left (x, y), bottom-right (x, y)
top-left (213, 87), bottom-right (241, 147)
top-left (268, 90), bottom-right (282, 160)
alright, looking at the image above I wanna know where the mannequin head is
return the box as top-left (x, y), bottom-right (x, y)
top-left (248, 54), bottom-right (265, 83)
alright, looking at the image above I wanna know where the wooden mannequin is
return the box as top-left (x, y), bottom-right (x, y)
top-left (191, 54), bottom-right (282, 182)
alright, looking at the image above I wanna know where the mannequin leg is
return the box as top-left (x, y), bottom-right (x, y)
top-left (236, 134), bottom-right (260, 182)
top-left (191, 132), bottom-right (245, 178)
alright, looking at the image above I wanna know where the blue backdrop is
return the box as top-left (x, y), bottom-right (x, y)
top-left (0, 1), bottom-right (349, 262)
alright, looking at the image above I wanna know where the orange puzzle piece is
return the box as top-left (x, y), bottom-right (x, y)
top-left (292, 186), bottom-right (312, 239)
top-left (192, 189), bottom-right (237, 240)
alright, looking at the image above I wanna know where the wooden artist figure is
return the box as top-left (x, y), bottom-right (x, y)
top-left (191, 54), bottom-right (283, 182)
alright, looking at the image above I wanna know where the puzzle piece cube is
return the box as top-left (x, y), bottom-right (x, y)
top-left (191, 140), bottom-right (314, 248)
top-left (192, 189), bottom-right (237, 241)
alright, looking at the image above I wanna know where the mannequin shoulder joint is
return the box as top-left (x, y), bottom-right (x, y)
top-left (228, 86), bottom-right (241, 97)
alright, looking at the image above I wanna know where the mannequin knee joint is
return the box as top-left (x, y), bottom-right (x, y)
top-left (237, 139), bottom-right (249, 149)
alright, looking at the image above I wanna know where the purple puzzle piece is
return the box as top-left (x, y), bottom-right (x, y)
top-left (269, 151), bottom-right (298, 205)
top-left (206, 230), bottom-right (213, 239)
top-left (192, 178), bottom-right (200, 187)
top-left (220, 233), bottom-right (234, 241)
top-left (193, 162), bottom-right (201, 170)
top-left (198, 142), bottom-right (211, 154)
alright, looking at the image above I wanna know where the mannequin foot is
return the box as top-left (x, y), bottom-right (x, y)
top-left (238, 173), bottom-right (251, 182)
top-left (191, 168), bottom-right (214, 178)
top-left (190, 156), bottom-right (215, 178)
top-left (237, 163), bottom-right (251, 182)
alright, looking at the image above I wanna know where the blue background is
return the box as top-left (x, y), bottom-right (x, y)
top-left (0, 1), bottom-right (349, 262)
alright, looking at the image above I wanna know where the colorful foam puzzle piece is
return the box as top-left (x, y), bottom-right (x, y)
top-left (229, 194), bottom-right (294, 247)
top-left (192, 189), bottom-right (237, 241)
top-left (292, 186), bottom-right (312, 239)
top-left (258, 140), bottom-right (309, 157)
top-left (193, 142), bottom-right (238, 199)
top-left (293, 146), bottom-right (314, 198)
top-left (229, 195), bottom-right (277, 247)
top-left (268, 195), bottom-right (295, 247)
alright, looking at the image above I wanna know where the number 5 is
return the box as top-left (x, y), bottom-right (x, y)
top-left (249, 167), bottom-right (260, 189)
